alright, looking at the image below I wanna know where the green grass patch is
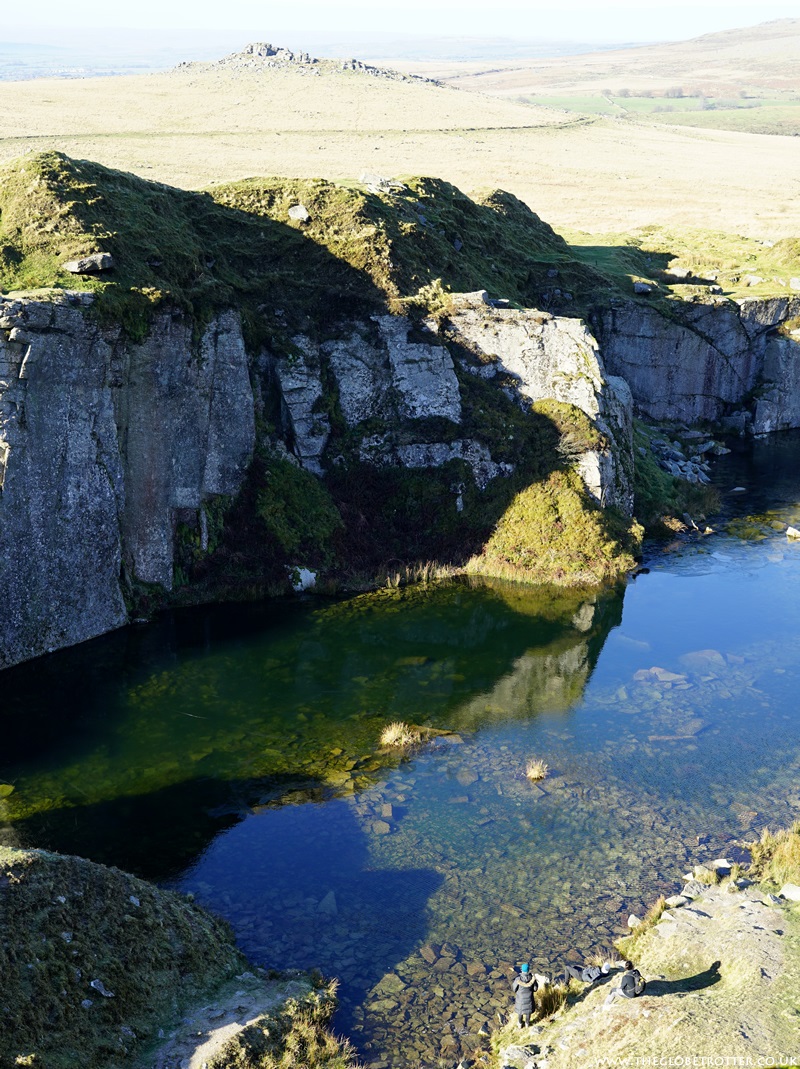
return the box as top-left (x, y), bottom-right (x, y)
top-left (256, 453), bottom-right (344, 570)
top-left (466, 468), bottom-right (642, 587)
top-left (0, 152), bottom-right (621, 343)
top-left (647, 103), bottom-right (800, 137)
top-left (566, 223), bottom-right (800, 303)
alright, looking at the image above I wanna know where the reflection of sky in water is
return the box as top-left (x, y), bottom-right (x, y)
top-left (3, 432), bottom-right (800, 1065)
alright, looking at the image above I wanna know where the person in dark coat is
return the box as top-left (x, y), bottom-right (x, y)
top-left (511, 963), bottom-right (538, 1026)
top-left (604, 960), bottom-right (646, 1006)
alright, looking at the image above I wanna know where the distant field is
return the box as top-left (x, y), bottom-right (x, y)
top-left (1, 49), bottom-right (799, 241)
top-left (647, 103), bottom-right (800, 136)
top-left (417, 19), bottom-right (800, 121)
top-left (515, 92), bottom-right (800, 134)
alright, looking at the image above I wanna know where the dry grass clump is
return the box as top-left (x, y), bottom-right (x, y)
top-left (379, 721), bottom-right (422, 748)
top-left (207, 980), bottom-right (356, 1069)
top-left (693, 866), bottom-right (720, 885)
top-left (535, 980), bottom-right (571, 1019)
top-left (525, 758), bottom-right (549, 782)
top-left (748, 820), bottom-right (800, 889)
top-left (617, 895), bottom-right (666, 955)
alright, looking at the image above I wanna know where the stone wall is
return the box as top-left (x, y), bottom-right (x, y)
top-left (0, 295), bottom-right (254, 669)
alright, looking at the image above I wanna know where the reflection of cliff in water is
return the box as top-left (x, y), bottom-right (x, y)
top-left (0, 578), bottom-right (623, 878)
top-left (446, 585), bottom-right (623, 730)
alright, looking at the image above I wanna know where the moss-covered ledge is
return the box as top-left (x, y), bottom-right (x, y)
top-left (0, 846), bottom-right (354, 1069)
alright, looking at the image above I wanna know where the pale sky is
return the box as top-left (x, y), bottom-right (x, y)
top-left (5, 1), bottom-right (799, 45)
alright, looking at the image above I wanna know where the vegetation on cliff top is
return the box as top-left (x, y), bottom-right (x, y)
top-left (0, 150), bottom-right (622, 340)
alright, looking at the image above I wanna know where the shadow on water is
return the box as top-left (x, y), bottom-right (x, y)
top-left (7, 772), bottom-right (335, 879)
top-left (0, 582), bottom-right (623, 870)
top-left (179, 799), bottom-right (444, 1046)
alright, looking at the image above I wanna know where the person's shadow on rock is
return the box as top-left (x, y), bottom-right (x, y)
top-left (644, 960), bottom-right (722, 996)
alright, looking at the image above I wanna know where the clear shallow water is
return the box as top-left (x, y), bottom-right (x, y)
top-left (2, 432), bottom-right (800, 1067)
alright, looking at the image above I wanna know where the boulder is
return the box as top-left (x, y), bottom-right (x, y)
top-left (62, 252), bottom-right (114, 273)
top-left (289, 567), bottom-right (317, 592)
top-left (693, 864), bottom-right (716, 881)
top-left (633, 282), bottom-right (653, 294)
top-left (778, 883), bottom-right (800, 902)
top-left (288, 204), bottom-right (311, 223)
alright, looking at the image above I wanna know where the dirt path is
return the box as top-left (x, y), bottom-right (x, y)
top-left (145, 973), bottom-right (313, 1069)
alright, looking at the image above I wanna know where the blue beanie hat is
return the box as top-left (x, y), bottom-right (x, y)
top-left (520, 963), bottom-right (529, 973)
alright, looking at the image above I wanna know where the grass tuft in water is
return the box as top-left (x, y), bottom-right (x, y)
top-left (379, 721), bottom-right (422, 748)
top-left (525, 758), bottom-right (549, 782)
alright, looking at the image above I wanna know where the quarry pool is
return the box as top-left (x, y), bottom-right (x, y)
top-left (2, 431), bottom-right (800, 1067)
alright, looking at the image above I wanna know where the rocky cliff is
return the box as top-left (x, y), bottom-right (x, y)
top-left (0, 284), bottom-right (637, 669)
top-left (0, 293), bottom-right (254, 669)
top-left (273, 297), bottom-right (633, 512)
top-left (598, 295), bottom-right (800, 432)
top-left (2, 150), bottom-right (799, 672)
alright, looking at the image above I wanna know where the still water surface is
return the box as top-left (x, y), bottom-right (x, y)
top-left (2, 433), bottom-right (800, 1066)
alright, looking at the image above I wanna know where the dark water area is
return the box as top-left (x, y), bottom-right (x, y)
top-left (2, 431), bottom-right (800, 1066)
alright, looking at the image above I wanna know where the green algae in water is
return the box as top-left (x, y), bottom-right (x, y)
top-left (0, 580), bottom-right (613, 876)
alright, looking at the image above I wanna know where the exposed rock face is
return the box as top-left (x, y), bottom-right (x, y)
top-left (323, 315), bottom-right (462, 426)
top-left (598, 297), bottom-right (800, 425)
top-left (272, 315), bottom-right (463, 477)
top-left (272, 337), bottom-right (331, 475)
top-left (359, 437), bottom-right (512, 490)
top-left (753, 331), bottom-right (800, 433)
top-left (271, 308), bottom-right (633, 510)
top-left (0, 296), bottom-right (254, 669)
top-left (446, 306), bottom-right (634, 514)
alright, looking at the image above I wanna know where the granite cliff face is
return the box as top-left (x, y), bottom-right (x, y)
top-left (0, 294), bottom-right (254, 669)
top-left (272, 300), bottom-right (633, 509)
top-left (598, 296), bottom-right (800, 431)
top-left (0, 290), bottom-right (637, 669)
top-left (445, 299), bottom-right (634, 513)
top-left (5, 279), bottom-right (800, 671)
